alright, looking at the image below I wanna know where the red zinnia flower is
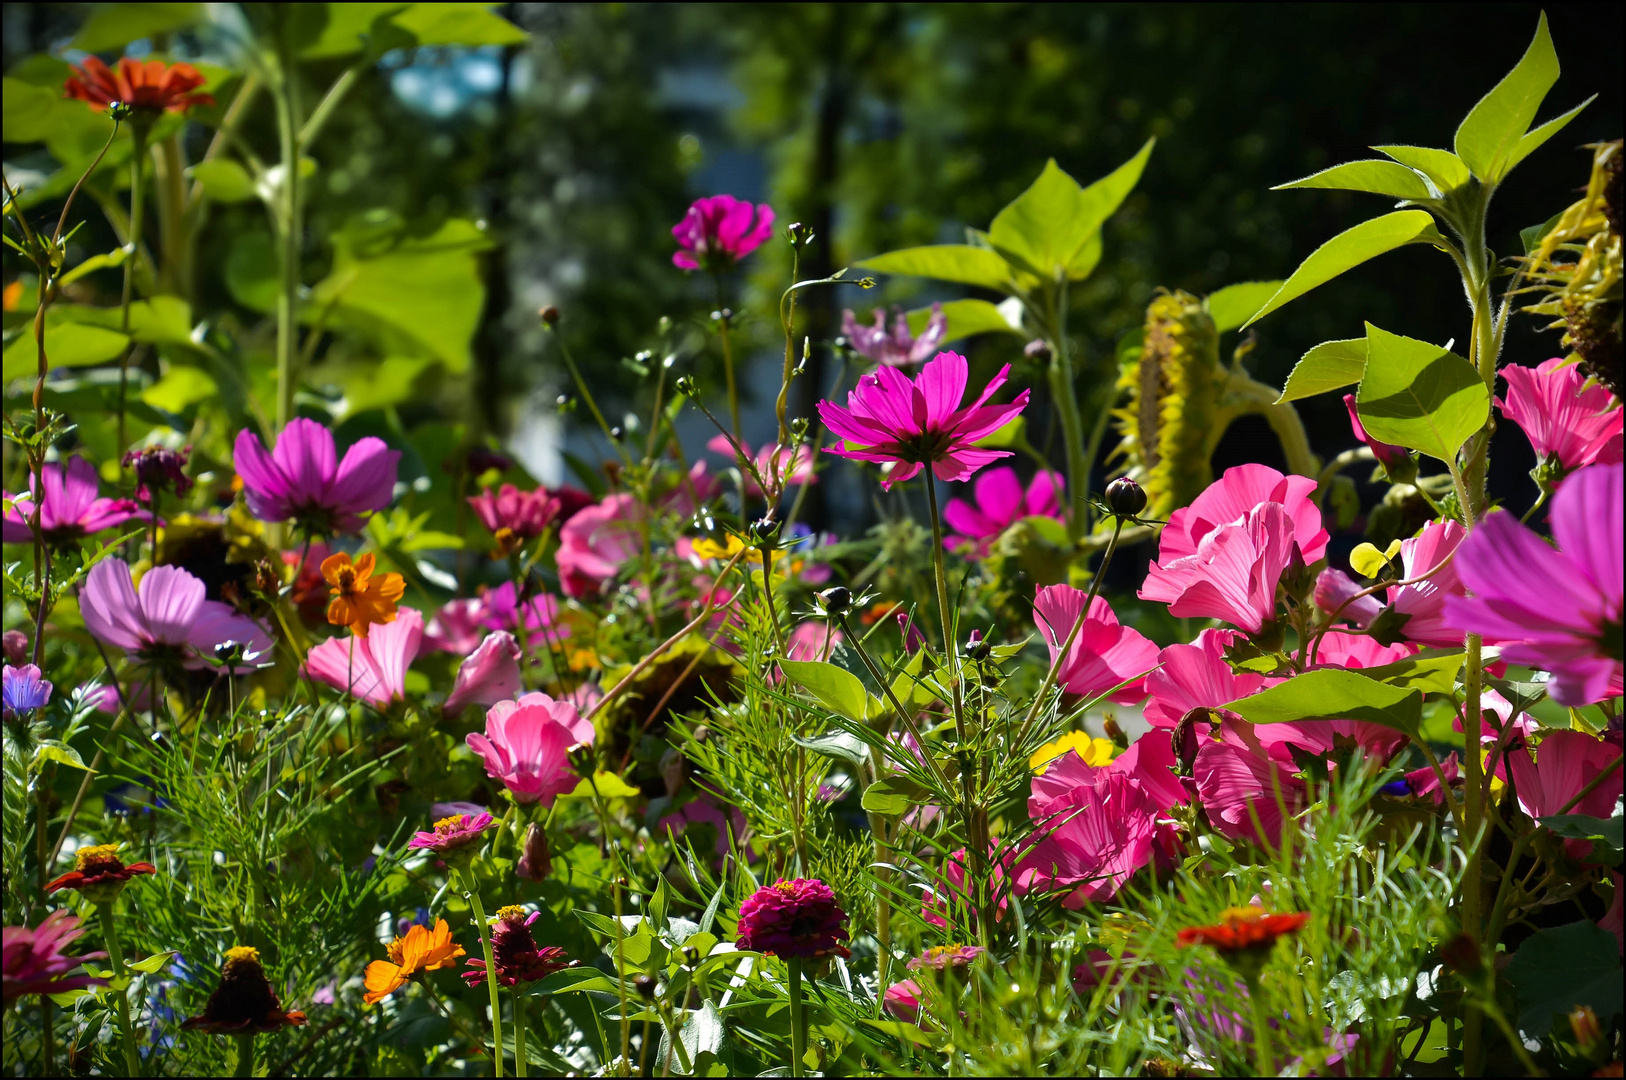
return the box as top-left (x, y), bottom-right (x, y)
top-left (735, 878), bottom-right (850, 960)
top-left (45, 843), bottom-right (156, 904)
top-left (1176, 906), bottom-right (1310, 954)
top-left (64, 56), bottom-right (214, 114)
top-left (462, 906), bottom-right (575, 988)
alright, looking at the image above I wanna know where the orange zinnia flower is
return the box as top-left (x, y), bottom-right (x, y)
top-left (1176, 906), bottom-right (1311, 954)
top-left (363, 919), bottom-right (465, 1004)
top-left (321, 552), bottom-right (404, 636)
top-left (63, 56), bottom-right (214, 114)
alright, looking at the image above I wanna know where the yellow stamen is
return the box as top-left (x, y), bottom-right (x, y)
top-left (225, 945), bottom-right (261, 964)
top-left (74, 843), bottom-right (122, 870)
top-left (496, 905), bottom-right (528, 922)
top-left (433, 814), bottom-right (467, 833)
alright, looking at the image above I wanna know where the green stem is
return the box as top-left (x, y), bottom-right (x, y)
top-left (511, 989), bottom-right (528, 1078)
top-left (233, 1032), bottom-right (255, 1077)
top-left (1245, 973), bottom-right (1273, 1075)
top-left (1044, 284), bottom-right (1090, 540)
top-left (462, 873), bottom-right (505, 1078)
top-left (118, 130), bottom-right (149, 460)
top-left (273, 37), bottom-right (302, 431)
top-left (98, 904), bottom-right (141, 1078)
top-left (787, 958), bottom-right (807, 1078)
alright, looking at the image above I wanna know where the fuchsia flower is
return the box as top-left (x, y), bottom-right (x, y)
top-left (922, 846), bottom-right (1012, 929)
top-left (658, 796), bottom-right (750, 864)
top-left (462, 907), bottom-right (574, 988)
top-left (944, 467), bottom-right (1064, 554)
top-left (784, 620), bottom-right (842, 662)
top-left (1139, 501), bottom-right (1298, 635)
top-left (234, 418), bottom-right (400, 535)
top-left (480, 582), bottom-right (569, 642)
top-left (1154, 465), bottom-right (1329, 566)
top-left (2, 664), bottom-right (52, 718)
top-left (705, 435), bottom-right (815, 497)
top-left (1509, 731), bottom-right (1620, 849)
top-left (818, 351), bottom-right (1030, 489)
top-left (425, 598), bottom-right (488, 654)
top-left (2, 910), bottom-right (106, 1005)
top-left (882, 980), bottom-right (923, 1023)
top-left (842, 303), bottom-right (948, 368)
top-left (671, 195), bottom-right (775, 272)
top-left (735, 878), bottom-right (850, 959)
top-left (1193, 738), bottom-right (1307, 847)
top-left (1498, 358), bottom-right (1623, 474)
top-left (304, 608), bottom-right (424, 707)
top-left (80, 560), bottom-right (271, 668)
top-left (3, 456), bottom-right (143, 544)
top-left (467, 484), bottom-right (561, 550)
top-left (444, 632), bottom-right (522, 714)
top-left (555, 494), bottom-right (643, 598)
top-left (408, 811), bottom-right (495, 857)
top-left (465, 692), bottom-right (594, 805)
top-left (1444, 464), bottom-right (1623, 705)
top-left (1311, 630), bottom-right (1416, 669)
top-left (907, 944), bottom-right (987, 971)
top-left (1343, 393), bottom-right (1409, 472)
top-left (1016, 764), bottom-right (1162, 906)
top-left (1032, 586), bottom-right (1159, 704)
top-left (1143, 629), bottom-right (1269, 729)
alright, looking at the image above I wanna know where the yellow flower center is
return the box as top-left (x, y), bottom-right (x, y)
top-left (433, 814), bottom-right (468, 834)
top-left (74, 843), bottom-right (122, 871)
top-left (225, 945), bottom-right (262, 964)
top-left (496, 905), bottom-right (528, 923)
top-left (1217, 905), bottom-right (1266, 924)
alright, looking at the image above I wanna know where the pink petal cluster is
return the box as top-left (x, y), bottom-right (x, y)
top-left (657, 795), bottom-right (750, 864)
top-left (304, 608), bottom-right (424, 707)
top-left (407, 811), bottom-right (495, 856)
top-left (944, 467), bottom-right (1064, 554)
top-left (906, 944), bottom-right (987, 971)
top-left (465, 692), bottom-right (594, 805)
top-left (734, 878), bottom-right (850, 959)
top-left (1155, 465), bottom-right (1329, 565)
top-left (2, 457), bottom-right (144, 545)
top-left (1444, 464), bottom-right (1623, 705)
top-left (1016, 762), bottom-right (1162, 906)
top-left (1143, 629), bottom-right (1269, 729)
top-left (841, 303), bottom-right (948, 368)
top-left (1032, 587), bottom-right (1159, 704)
top-left (556, 493), bottom-right (643, 599)
top-left (1498, 358), bottom-right (1623, 473)
top-left (1139, 501), bottom-right (1298, 634)
top-left (1315, 520), bottom-right (1469, 648)
top-left (818, 351), bottom-right (1029, 489)
top-left (480, 582), bottom-right (570, 643)
top-left (444, 632), bottom-right (523, 714)
top-left (784, 620), bottom-right (842, 663)
top-left (425, 598), bottom-right (488, 654)
top-left (1509, 731), bottom-right (1621, 860)
top-left (705, 435), bottom-right (815, 498)
top-left (1192, 732), bottom-right (1307, 847)
top-left (467, 484), bottom-right (561, 542)
top-left (80, 560), bottom-right (272, 668)
top-left (2, 910), bottom-right (106, 1005)
top-left (234, 418), bottom-right (399, 535)
top-left (671, 195), bottom-right (774, 272)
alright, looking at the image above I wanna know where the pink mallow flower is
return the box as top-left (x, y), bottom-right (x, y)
top-left (882, 980), bottom-right (923, 1023)
top-left (233, 418), bottom-right (400, 535)
top-left (1033, 586), bottom-right (1159, 704)
top-left (1343, 393), bottom-right (1409, 472)
top-left (817, 350), bottom-right (1029, 489)
top-left (304, 608), bottom-right (424, 707)
top-left (555, 494), bottom-right (642, 599)
top-left (671, 195), bottom-right (774, 272)
top-left (1444, 464), bottom-right (1623, 706)
top-left (842, 302), bottom-right (948, 368)
top-left (2, 910), bottom-right (106, 1005)
top-left (444, 632), bottom-right (522, 714)
top-left (425, 598), bottom-right (488, 654)
top-left (1193, 737), bottom-right (1307, 848)
top-left (1143, 629), bottom-right (1269, 729)
top-left (705, 435), bottom-right (815, 498)
top-left (1016, 764), bottom-right (1161, 906)
top-left (3, 456), bottom-right (144, 545)
top-left (735, 878), bottom-right (850, 959)
top-left (1315, 520), bottom-right (1469, 648)
top-left (1498, 358), bottom-right (1623, 474)
top-left (465, 692), bottom-right (594, 805)
top-left (944, 466), bottom-right (1064, 555)
top-left (80, 560), bottom-right (271, 669)
top-left (1139, 501), bottom-right (1298, 635)
top-left (1509, 731), bottom-right (1621, 859)
top-left (1153, 465), bottom-right (1329, 566)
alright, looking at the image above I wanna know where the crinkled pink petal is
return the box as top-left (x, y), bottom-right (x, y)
top-left (271, 418), bottom-right (337, 506)
top-left (232, 429), bottom-right (295, 522)
top-left (445, 632), bottom-right (522, 713)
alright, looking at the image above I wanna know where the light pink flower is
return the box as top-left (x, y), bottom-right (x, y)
top-left (1143, 628), bottom-right (1268, 729)
top-left (817, 351), bottom-right (1029, 489)
top-left (1310, 630), bottom-right (1416, 669)
top-left (1192, 738), bottom-right (1307, 847)
top-left (1509, 731), bottom-right (1620, 821)
top-left (80, 560), bottom-right (271, 668)
top-left (233, 418), bottom-right (399, 535)
top-left (1452, 688), bottom-right (1538, 746)
top-left (921, 845), bottom-right (1012, 929)
top-left (555, 494), bottom-right (643, 599)
top-left (444, 632), bottom-right (522, 714)
top-left (2, 910), bottom-right (106, 1005)
top-left (1153, 465), bottom-right (1328, 567)
top-left (424, 598), bottom-right (488, 654)
top-left (1314, 567), bottom-right (1384, 627)
top-left (1343, 393), bottom-right (1409, 471)
top-left (1016, 766), bottom-right (1160, 906)
top-left (1033, 586), bottom-right (1159, 704)
top-left (304, 608), bottom-right (424, 707)
top-left (842, 302), bottom-right (948, 368)
top-left (1444, 464), bottom-right (1623, 705)
top-left (1139, 501), bottom-right (1298, 634)
top-left (1498, 358), bottom-right (1623, 473)
top-left (2, 456), bottom-right (144, 545)
top-left (882, 980), bottom-right (923, 1023)
top-left (944, 467), bottom-right (1064, 555)
top-left (785, 620), bottom-right (843, 662)
top-left (671, 195), bottom-right (774, 272)
top-left (465, 692), bottom-right (594, 805)
top-left (705, 435), bottom-right (815, 498)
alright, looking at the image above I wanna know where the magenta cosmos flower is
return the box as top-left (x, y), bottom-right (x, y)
top-left (1156, 464), bottom-right (1329, 565)
top-left (1139, 501), bottom-right (1298, 634)
top-left (672, 194), bottom-right (774, 272)
top-left (3, 456), bottom-right (143, 545)
top-left (944, 466), bottom-right (1064, 554)
top-left (842, 302), bottom-right (948, 368)
top-left (1033, 586), bottom-right (1159, 704)
top-left (81, 560), bottom-right (272, 668)
top-left (1510, 731), bottom-right (1621, 858)
top-left (234, 418), bottom-right (400, 535)
top-left (1016, 763), bottom-right (1161, 907)
top-left (2, 910), bottom-right (106, 1005)
top-left (1444, 463), bottom-right (1623, 705)
top-left (468, 484), bottom-right (561, 549)
top-left (555, 493), bottom-right (643, 599)
top-left (305, 607), bottom-right (423, 707)
top-left (1499, 358), bottom-right (1623, 474)
top-left (1143, 628), bottom-right (1271, 729)
top-left (818, 350), bottom-right (1030, 489)
top-left (466, 691), bottom-right (595, 805)
top-left (921, 845), bottom-right (1012, 929)
top-left (1193, 738), bottom-right (1307, 848)
top-left (444, 631), bottom-right (522, 714)
top-left (735, 878), bottom-right (850, 959)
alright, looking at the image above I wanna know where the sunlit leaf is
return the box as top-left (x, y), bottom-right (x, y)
top-left (1225, 668), bottom-right (1423, 735)
top-left (1243, 211), bottom-right (1445, 328)
top-left (1274, 160), bottom-right (1434, 201)
top-left (904, 298), bottom-right (1022, 341)
top-left (1355, 323), bottom-right (1489, 463)
top-left (1453, 13), bottom-right (1560, 184)
top-left (188, 159), bottom-right (257, 204)
top-left (142, 365), bottom-right (217, 413)
top-left (1206, 280), bottom-right (1285, 333)
top-left (1372, 146), bottom-right (1472, 196)
top-left (3, 319), bottom-right (128, 381)
top-left (779, 659), bottom-right (874, 722)
top-left (71, 3), bottom-right (206, 52)
top-left (858, 245), bottom-right (1014, 292)
top-left (1277, 338), bottom-right (1367, 402)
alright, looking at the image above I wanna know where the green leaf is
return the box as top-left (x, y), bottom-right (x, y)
top-left (649, 874), bottom-right (670, 928)
top-left (72, 3), bottom-right (206, 51)
top-left (1354, 650), bottom-right (1466, 694)
top-left (1224, 668), bottom-right (1423, 736)
top-left (1504, 920), bottom-right (1623, 1036)
top-left (299, 3), bottom-right (409, 58)
top-left (1503, 96), bottom-right (1594, 177)
top-left (1277, 338), bottom-right (1368, 403)
top-left (558, 771), bottom-right (642, 800)
top-left (128, 951), bottom-right (175, 975)
top-left (1355, 323), bottom-right (1489, 462)
top-left (1520, 211), bottom-right (1566, 255)
top-left (1453, 14), bottom-right (1559, 184)
top-left (973, 416), bottom-right (1023, 449)
top-left (791, 731), bottom-right (870, 769)
top-left (57, 297), bottom-right (196, 350)
top-left (1538, 814), bottom-right (1624, 865)
top-left (225, 233), bottom-right (278, 313)
top-left (779, 659), bottom-right (873, 722)
top-left (3, 320), bottom-right (128, 381)
top-left (1273, 160), bottom-right (1435, 201)
top-left (532, 967), bottom-right (625, 995)
top-left (142, 365), bottom-right (217, 413)
top-left (1372, 146), bottom-right (1472, 195)
top-left (1206, 281), bottom-right (1286, 334)
top-left (858, 245), bottom-right (1014, 292)
top-left (904, 299), bottom-right (1022, 341)
top-left (987, 141), bottom-right (1153, 282)
top-left (32, 742), bottom-right (89, 772)
top-left (391, 3), bottom-right (528, 46)
top-left (861, 776), bottom-right (929, 817)
top-left (58, 246), bottom-right (131, 288)
top-left (1242, 211), bottom-right (1445, 328)
top-left (188, 159), bottom-right (257, 204)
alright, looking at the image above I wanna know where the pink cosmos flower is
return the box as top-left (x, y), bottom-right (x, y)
top-left (1343, 393), bottom-right (1409, 472)
top-left (480, 582), bottom-right (570, 643)
top-left (882, 980), bottom-right (923, 1023)
top-left (671, 195), bottom-right (774, 272)
top-left (425, 597), bottom-right (488, 654)
top-left (444, 632), bottom-right (522, 714)
top-left (233, 418), bottom-right (400, 535)
top-left (1016, 766), bottom-right (1161, 906)
top-left (2, 456), bottom-right (144, 545)
top-left (1143, 629), bottom-right (1269, 729)
top-left (304, 608), bottom-right (424, 707)
top-left (705, 435), bottom-right (815, 498)
top-left (1311, 630), bottom-right (1416, 669)
top-left (2, 910), bottom-right (107, 1005)
top-left (842, 303), bottom-right (948, 368)
top-left (784, 620), bottom-right (843, 662)
top-left (465, 692), bottom-right (594, 805)
top-left (80, 560), bottom-right (272, 668)
top-left (555, 494), bottom-right (643, 598)
top-left (467, 484), bottom-right (561, 544)
top-left (817, 351), bottom-right (1030, 489)
top-left (943, 467), bottom-right (1064, 554)
top-left (1139, 501), bottom-right (1298, 634)
top-left (1509, 730), bottom-right (1620, 822)
top-left (1443, 464), bottom-right (1623, 705)
top-left (1032, 586), bottom-right (1159, 704)
top-left (735, 878), bottom-right (850, 959)
top-left (1498, 358), bottom-right (1624, 473)
top-left (906, 944), bottom-right (987, 971)
top-left (1153, 465), bottom-right (1329, 567)
top-left (922, 845), bottom-right (1012, 929)
top-left (1192, 738), bottom-right (1307, 847)
top-left (1314, 567), bottom-right (1384, 627)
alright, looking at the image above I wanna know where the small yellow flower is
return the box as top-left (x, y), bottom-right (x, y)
top-left (1029, 731), bottom-right (1116, 774)
top-left (692, 535), bottom-right (747, 561)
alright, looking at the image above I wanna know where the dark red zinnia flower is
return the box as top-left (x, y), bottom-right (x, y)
top-left (735, 878), bottom-right (850, 960)
top-left (182, 946), bottom-right (307, 1034)
top-left (45, 844), bottom-right (156, 903)
top-left (64, 56), bottom-right (214, 114)
top-left (462, 907), bottom-right (575, 988)
top-left (1176, 907), bottom-right (1311, 954)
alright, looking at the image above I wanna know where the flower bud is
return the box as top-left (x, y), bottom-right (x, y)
top-left (786, 222), bottom-right (814, 249)
top-left (634, 974), bottom-right (657, 1000)
top-left (1023, 338), bottom-right (1053, 362)
top-left (516, 822), bottom-right (552, 882)
top-left (108, 101), bottom-right (134, 123)
top-left (964, 629), bottom-right (991, 660)
top-left (539, 305), bottom-right (560, 327)
top-left (1104, 477), bottom-right (1147, 518)
top-left (3, 629), bottom-right (29, 666)
top-left (1570, 1005), bottom-right (1603, 1055)
top-left (817, 586), bottom-right (852, 616)
top-left (673, 376), bottom-right (696, 398)
top-left (750, 516), bottom-right (781, 545)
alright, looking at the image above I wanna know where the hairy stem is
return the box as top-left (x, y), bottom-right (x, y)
top-left (97, 903), bottom-right (141, 1078)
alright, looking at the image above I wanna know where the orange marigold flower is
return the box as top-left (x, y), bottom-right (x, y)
top-left (321, 552), bottom-right (404, 637)
top-left (1176, 906), bottom-right (1311, 954)
top-left (64, 56), bottom-right (214, 114)
top-left (363, 919), bottom-right (466, 1004)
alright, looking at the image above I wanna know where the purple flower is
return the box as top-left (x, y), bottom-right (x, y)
top-left (2, 664), bottom-right (52, 718)
top-left (79, 559), bottom-right (273, 669)
top-left (1443, 464), bottom-right (1622, 705)
top-left (671, 195), bottom-right (774, 272)
top-left (2, 456), bottom-right (143, 544)
top-left (233, 418), bottom-right (399, 535)
top-left (2, 630), bottom-right (26, 666)
top-left (461, 907), bottom-right (574, 988)
top-left (2, 910), bottom-right (107, 1005)
top-left (121, 445), bottom-right (193, 501)
top-left (842, 303), bottom-right (948, 368)
top-left (734, 878), bottom-right (850, 960)
top-left (944, 466), bottom-right (1064, 555)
